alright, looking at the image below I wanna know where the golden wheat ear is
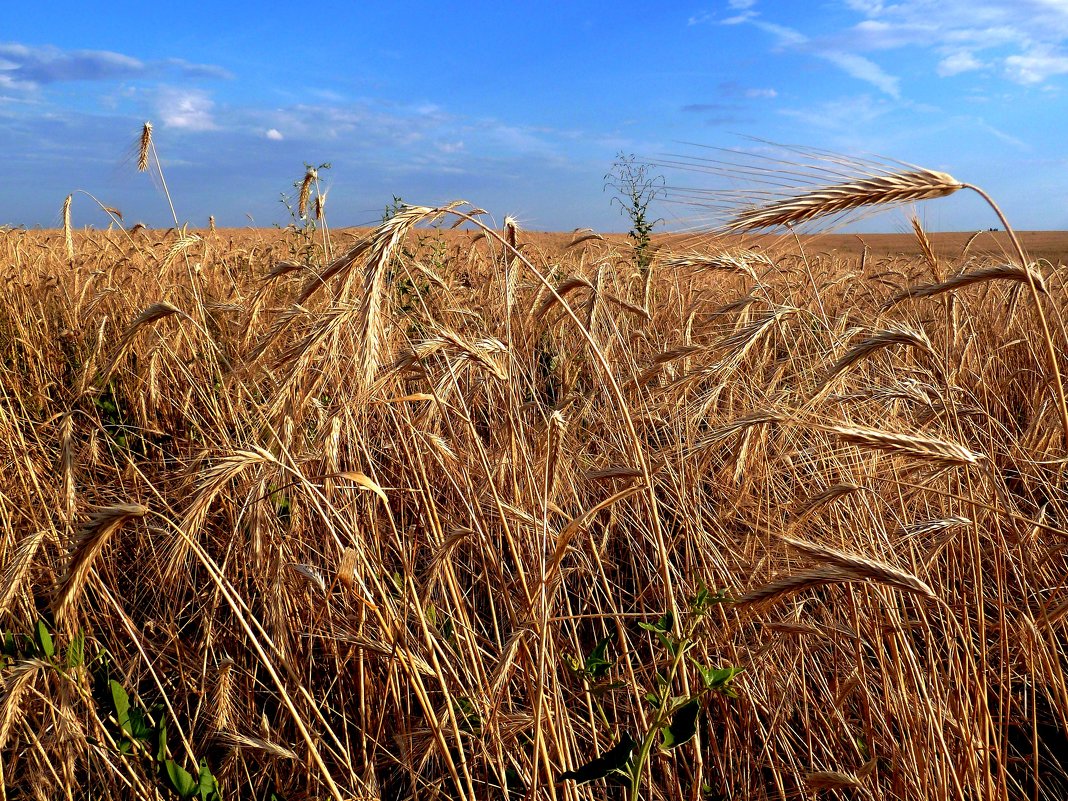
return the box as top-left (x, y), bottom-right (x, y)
top-left (138, 122), bottom-right (152, 172)
top-left (663, 141), bottom-right (1068, 447)
top-left (62, 194), bottom-right (74, 263)
top-left (726, 167), bottom-right (963, 232)
top-left (53, 504), bottom-right (148, 624)
top-left (298, 169), bottom-right (315, 219)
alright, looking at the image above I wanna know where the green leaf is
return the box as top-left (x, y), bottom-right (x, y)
top-left (156, 720), bottom-right (168, 762)
top-left (638, 611), bottom-right (673, 635)
top-left (698, 665), bottom-right (745, 696)
top-left (128, 707), bottom-right (155, 742)
top-left (584, 637), bottom-right (613, 680)
top-left (559, 732), bottom-right (636, 784)
top-left (65, 629), bottom-right (85, 670)
top-left (690, 583), bottom-right (711, 612)
top-left (452, 696), bottom-right (482, 734)
top-left (164, 759), bottom-right (198, 798)
top-left (661, 698), bottom-right (701, 749)
top-left (197, 758), bottom-right (219, 800)
top-left (35, 619), bottom-right (54, 659)
top-left (659, 631), bottom-right (679, 656)
top-left (110, 680), bottom-right (131, 735)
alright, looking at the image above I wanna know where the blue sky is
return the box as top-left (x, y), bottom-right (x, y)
top-left (2, 0), bottom-right (1067, 232)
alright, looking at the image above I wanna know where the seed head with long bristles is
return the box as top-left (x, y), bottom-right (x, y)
top-left (727, 168), bottom-right (963, 232)
top-left (138, 122), bottom-right (153, 172)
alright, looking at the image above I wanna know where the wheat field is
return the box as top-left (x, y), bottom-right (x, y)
top-left (2, 161), bottom-right (1068, 801)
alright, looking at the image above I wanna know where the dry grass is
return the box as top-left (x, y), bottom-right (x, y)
top-left (1, 177), bottom-right (1068, 801)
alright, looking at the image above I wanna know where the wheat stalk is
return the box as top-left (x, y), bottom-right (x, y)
top-left (807, 771), bottom-right (863, 790)
top-left (910, 215), bottom-right (939, 273)
top-left (215, 730), bottom-right (299, 761)
top-left (822, 324), bottom-right (936, 385)
top-left (0, 529), bottom-right (48, 617)
top-left (62, 194), bottom-right (74, 263)
top-left (779, 535), bottom-right (936, 600)
top-left (661, 251), bottom-right (760, 280)
top-left (53, 504), bottom-right (148, 623)
top-left (726, 168), bottom-right (962, 232)
top-left (736, 566), bottom-right (862, 606)
top-left (137, 122), bottom-right (152, 172)
top-left (0, 659), bottom-right (47, 750)
top-left (211, 657), bottom-right (236, 732)
top-left (92, 301), bottom-right (184, 391)
top-left (883, 263), bottom-right (1047, 309)
top-left (817, 422), bottom-right (983, 466)
top-left (298, 169), bottom-right (315, 220)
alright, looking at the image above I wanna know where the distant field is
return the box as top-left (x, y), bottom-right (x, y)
top-left (48, 225), bottom-right (1068, 261)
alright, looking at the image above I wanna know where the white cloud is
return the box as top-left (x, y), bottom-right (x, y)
top-left (938, 50), bottom-right (983, 76)
top-left (157, 87), bottom-right (216, 131)
top-left (724, 1), bottom-right (758, 24)
top-left (265, 128), bottom-right (283, 140)
top-left (834, 1), bottom-right (1068, 85)
top-left (690, 2), bottom-right (759, 26)
top-left (971, 117), bottom-right (1029, 148)
top-left (741, 1), bottom-right (1068, 92)
top-left (752, 20), bottom-right (901, 96)
top-left (1005, 48), bottom-right (1068, 82)
top-left (723, 11), bottom-right (758, 25)
top-left (0, 42), bottom-right (230, 90)
top-left (843, 0), bottom-right (888, 11)
top-left (821, 51), bottom-right (901, 97)
top-left (754, 20), bottom-right (809, 48)
top-left (745, 87), bottom-right (778, 98)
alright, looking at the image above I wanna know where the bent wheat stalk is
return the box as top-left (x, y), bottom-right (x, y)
top-left (725, 168), bottom-right (963, 232)
top-left (719, 153), bottom-right (1068, 449)
top-left (53, 503), bottom-right (149, 623)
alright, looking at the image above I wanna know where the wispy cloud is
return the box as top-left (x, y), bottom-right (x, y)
top-left (830, 1), bottom-right (1068, 86)
top-left (718, 80), bottom-right (778, 99)
top-left (723, 0), bottom-right (1068, 99)
top-left (156, 87), bottom-right (216, 131)
top-left (820, 50), bottom-right (900, 97)
top-left (681, 102), bottom-right (737, 113)
top-left (0, 42), bottom-right (231, 91)
top-left (937, 51), bottom-right (984, 77)
top-left (1005, 47), bottom-right (1068, 83)
top-left (751, 19), bottom-right (902, 97)
top-left (0, 43), bottom-right (142, 88)
top-left (688, 0), bottom-right (759, 26)
top-left (971, 117), bottom-right (1029, 148)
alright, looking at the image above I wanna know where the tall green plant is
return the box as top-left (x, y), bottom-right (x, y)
top-left (561, 585), bottom-right (742, 800)
top-left (605, 153), bottom-right (664, 275)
